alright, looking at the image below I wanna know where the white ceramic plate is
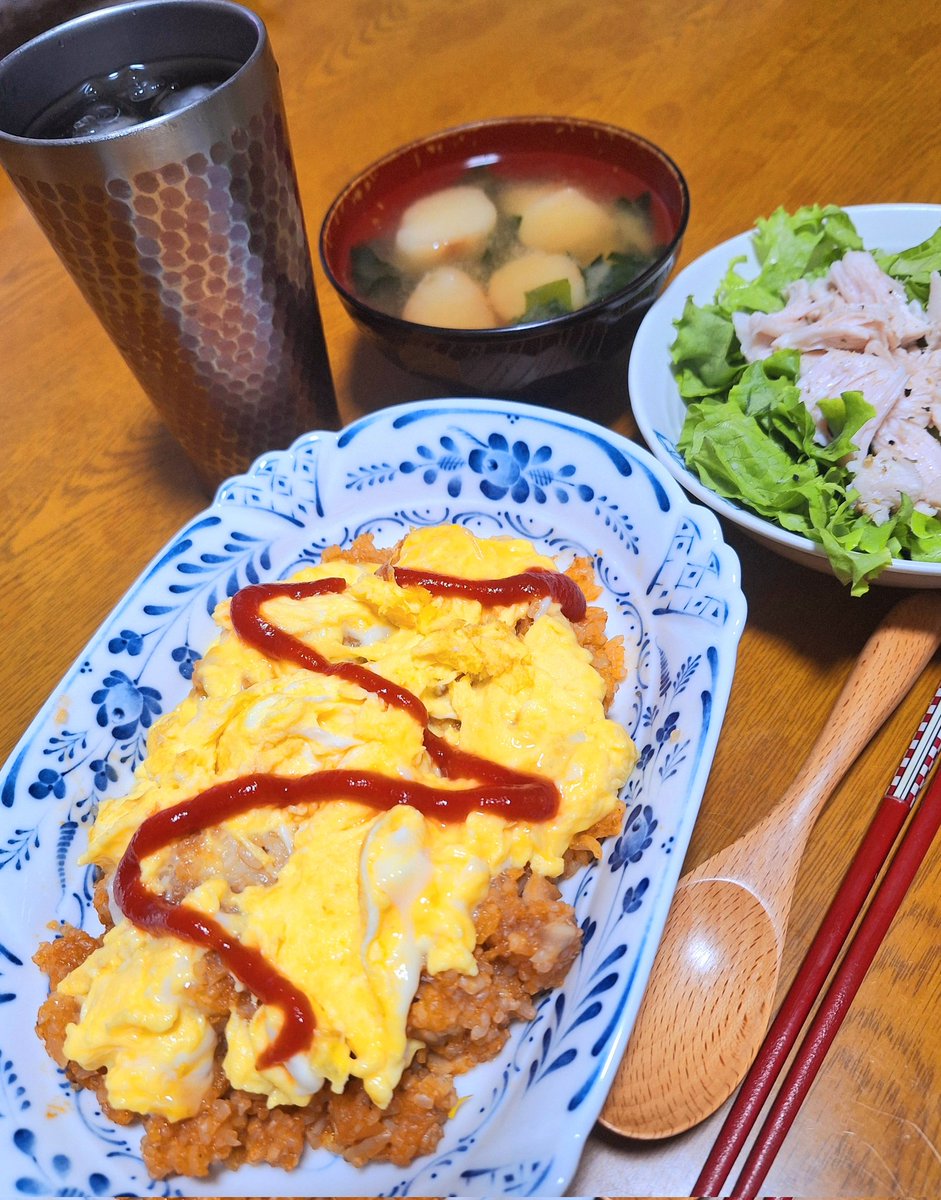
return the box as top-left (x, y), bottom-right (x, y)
top-left (0, 398), bottom-right (745, 1198)
top-left (629, 202), bottom-right (941, 587)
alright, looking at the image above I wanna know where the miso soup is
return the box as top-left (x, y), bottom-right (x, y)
top-left (345, 152), bottom-right (668, 330)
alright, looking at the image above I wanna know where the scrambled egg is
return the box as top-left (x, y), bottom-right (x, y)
top-left (59, 525), bottom-right (637, 1120)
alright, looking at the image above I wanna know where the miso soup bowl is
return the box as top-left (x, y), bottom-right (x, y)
top-left (318, 115), bottom-right (689, 397)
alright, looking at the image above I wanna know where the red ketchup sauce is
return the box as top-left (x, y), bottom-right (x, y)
top-left (113, 564), bottom-right (585, 1069)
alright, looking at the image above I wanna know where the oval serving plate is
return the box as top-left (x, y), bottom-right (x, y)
top-left (0, 398), bottom-right (745, 1198)
top-left (629, 202), bottom-right (941, 587)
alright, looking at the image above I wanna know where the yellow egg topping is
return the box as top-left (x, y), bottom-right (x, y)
top-left (57, 525), bottom-right (637, 1122)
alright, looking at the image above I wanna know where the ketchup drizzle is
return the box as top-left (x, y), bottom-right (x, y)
top-left (113, 564), bottom-right (582, 1069)
top-left (392, 565), bottom-right (587, 623)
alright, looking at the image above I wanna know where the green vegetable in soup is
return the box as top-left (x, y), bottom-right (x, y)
top-left (350, 244), bottom-right (405, 308)
top-left (521, 278), bottom-right (574, 322)
top-left (584, 249), bottom-right (659, 304)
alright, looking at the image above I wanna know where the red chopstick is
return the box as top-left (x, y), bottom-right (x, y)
top-left (730, 759), bottom-right (941, 1196)
top-left (694, 682), bottom-right (941, 1198)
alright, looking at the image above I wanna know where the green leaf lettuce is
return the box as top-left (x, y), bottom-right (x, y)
top-left (670, 204), bottom-right (941, 594)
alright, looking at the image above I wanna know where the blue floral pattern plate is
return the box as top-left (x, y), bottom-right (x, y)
top-left (0, 398), bottom-right (745, 1198)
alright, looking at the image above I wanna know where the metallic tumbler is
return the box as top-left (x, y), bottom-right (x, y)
top-left (0, 0), bottom-right (338, 489)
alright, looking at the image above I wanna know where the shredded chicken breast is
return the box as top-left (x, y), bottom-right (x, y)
top-left (733, 250), bottom-right (941, 523)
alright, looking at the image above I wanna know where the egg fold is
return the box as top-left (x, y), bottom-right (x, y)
top-left (63, 525), bottom-right (637, 1120)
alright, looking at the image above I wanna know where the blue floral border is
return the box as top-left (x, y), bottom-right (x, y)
top-left (0, 398), bottom-right (745, 1197)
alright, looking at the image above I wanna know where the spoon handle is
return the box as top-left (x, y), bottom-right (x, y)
top-left (750, 592), bottom-right (941, 847)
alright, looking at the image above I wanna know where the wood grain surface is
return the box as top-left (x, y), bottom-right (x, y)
top-left (3, 1), bottom-right (941, 1196)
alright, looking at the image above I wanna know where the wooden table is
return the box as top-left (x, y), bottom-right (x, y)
top-left (2, 1), bottom-right (940, 1195)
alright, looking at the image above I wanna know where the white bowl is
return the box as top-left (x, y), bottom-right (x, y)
top-left (628, 202), bottom-right (941, 588)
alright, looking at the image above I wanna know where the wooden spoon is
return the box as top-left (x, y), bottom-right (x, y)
top-left (598, 591), bottom-right (941, 1140)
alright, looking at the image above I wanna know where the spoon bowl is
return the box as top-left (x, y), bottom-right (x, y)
top-left (601, 879), bottom-right (779, 1138)
top-left (598, 591), bottom-right (941, 1140)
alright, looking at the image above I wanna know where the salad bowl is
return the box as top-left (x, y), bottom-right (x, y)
top-left (628, 202), bottom-right (941, 591)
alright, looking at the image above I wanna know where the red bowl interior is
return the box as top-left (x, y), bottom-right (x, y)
top-left (320, 115), bottom-right (689, 320)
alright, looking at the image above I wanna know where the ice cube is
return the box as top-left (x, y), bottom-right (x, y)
top-left (154, 84), bottom-right (215, 117)
top-left (70, 104), bottom-right (141, 138)
top-left (114, 65), bottom-right (169, 107)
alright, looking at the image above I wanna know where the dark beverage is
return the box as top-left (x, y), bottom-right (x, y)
top-left (24, 55), bottom-right (241, 139)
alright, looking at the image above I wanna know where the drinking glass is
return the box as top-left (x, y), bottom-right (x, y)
top-left (0, 0), bottom-right (338, 489)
